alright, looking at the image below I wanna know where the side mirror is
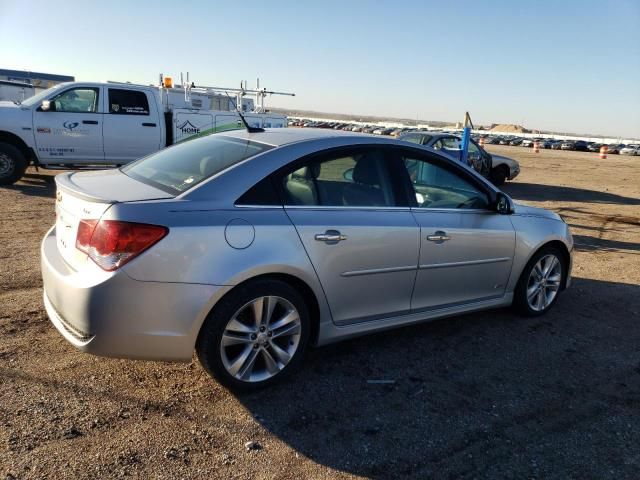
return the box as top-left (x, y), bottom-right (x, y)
top-left (343, 168), bottom-right (354, 182)
top-left (41, 100), bottom-right (52, 111)
top-left (495, 192), bottom-right (514, 215)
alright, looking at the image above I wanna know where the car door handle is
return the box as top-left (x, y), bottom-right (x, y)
top-left (82, 120), bottom-right (98, 125)
top-left (427, 231), bottom-right (451, 242)
top-left (315, 231), bottom-right (347, 243)
top-left (142, 122), bottom-right (157, 127)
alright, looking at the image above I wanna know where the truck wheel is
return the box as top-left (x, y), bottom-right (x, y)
top-left (490, 165), bottom-right (508, 186)
top-left (0, 143), bottom-right (28, 186)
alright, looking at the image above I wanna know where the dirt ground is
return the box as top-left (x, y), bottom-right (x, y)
top-left (1, 145), bottom-right (639, 479)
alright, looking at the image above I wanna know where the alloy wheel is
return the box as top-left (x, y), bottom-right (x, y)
top-left (526, 254), bottom-right (562, 312)
top-left (220, 296), bottom-right (302, 382)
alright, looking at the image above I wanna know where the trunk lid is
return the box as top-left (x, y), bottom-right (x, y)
top-left (54, 169), bottom-right (172, 269)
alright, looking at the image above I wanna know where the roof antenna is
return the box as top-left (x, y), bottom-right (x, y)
top-left (224, 91), bottom-right (264, 133)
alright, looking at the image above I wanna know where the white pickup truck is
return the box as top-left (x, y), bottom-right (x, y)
top-left (0, 79), bottom-right (291, 185)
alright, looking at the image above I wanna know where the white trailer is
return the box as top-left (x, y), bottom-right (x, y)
top-left (0, 80), bottom-right (35, 104)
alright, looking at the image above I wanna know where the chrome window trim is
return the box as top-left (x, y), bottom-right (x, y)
top-left (283, 205), bottom-right (412, 212)
top-left (234, 204), bottom-right (284, 209)
top-left (411, 207), bottom-right (495, 214)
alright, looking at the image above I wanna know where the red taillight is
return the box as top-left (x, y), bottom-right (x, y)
top-left (75, 219), bottom-right (168, 271)
top-left (76, 219), bottom-right (98, 253)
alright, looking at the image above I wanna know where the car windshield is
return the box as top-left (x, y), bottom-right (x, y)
top-left (122, 135), bottom-right (273, 195)
top-left (20, 84), bottom-right (66, 107)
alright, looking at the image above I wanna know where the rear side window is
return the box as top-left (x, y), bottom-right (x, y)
top-left (236, 177), bottom-right (281, 206)
top-left (280, 147), bottom-right (396, 207)
top-left (109, 89), bottom-right (150, 115)
top-left (122, 136), bottom-right (273, 194)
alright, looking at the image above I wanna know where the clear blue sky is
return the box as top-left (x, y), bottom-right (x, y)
top-left (1, 0), bottom-right (638, 138)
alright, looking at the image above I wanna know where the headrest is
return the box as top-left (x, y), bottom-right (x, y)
top-left (352, 155), bottom-right (381, 186)
top-left (291, 162), bottom-right (321, 180)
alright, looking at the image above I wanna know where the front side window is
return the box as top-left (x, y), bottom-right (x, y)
top-left (51, 88), bottom-right (99, 113)
top-left (122, 135), bottom-right (273, 194)
top-left (108, 89), bottom-right (150, 115)
top-left (403, 154), bottom-right (489, 209)
top-left (281, 148), bottom-right (395, 207)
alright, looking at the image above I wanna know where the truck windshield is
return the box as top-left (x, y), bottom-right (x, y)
top-left (121, 135), bottom-right (273, 195)
top-left (20, 84), bottom-right (66, 107)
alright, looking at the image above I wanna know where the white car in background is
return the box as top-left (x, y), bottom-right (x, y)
top-left (619, 145), bottom-right (640, 156)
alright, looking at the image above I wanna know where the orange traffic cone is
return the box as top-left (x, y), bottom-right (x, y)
top-left (599, 145), bottom-right (608, 159)
top-left (534, 141), bottom-right (540, 153)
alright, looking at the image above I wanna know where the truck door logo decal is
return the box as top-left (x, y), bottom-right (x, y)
top-left (177, 120), bottom-right (200, 135)
top-left (63, 121), bottom-right (79, 131)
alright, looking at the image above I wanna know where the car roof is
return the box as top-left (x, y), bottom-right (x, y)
top-left (217, 127), bottom-right (376, 147)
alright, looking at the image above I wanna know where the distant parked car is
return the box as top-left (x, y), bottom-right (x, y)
top-left (509, 138), bottom-right (524, 146)
top-left (551, 141), bottom-right (563, 150)
top-left (587, 143), bottom-right (603, 152)
top-left (521, 139), bottom-right (534, 148)
top-left (574, 140), bottom-right (589, 151)
top-left (561, 140), bottom-right (589, 151)
top-left (620, 145), bottom-right (640, 155)
top-left (606, 144), bottom-right (624, 154)
top-left (398, 132), bottom-right (520, 185)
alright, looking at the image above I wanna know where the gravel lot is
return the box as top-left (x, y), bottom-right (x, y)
top-left (1, 145), bottom-right (639, 479)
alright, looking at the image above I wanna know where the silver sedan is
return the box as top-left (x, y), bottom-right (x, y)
top-left (41, 128), bottom-right (573, 391)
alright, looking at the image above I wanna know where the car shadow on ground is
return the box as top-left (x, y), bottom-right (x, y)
top-left (5, 171), bottom-right (56, 198)
top-left (502, 182), bottom-right (640, 205)
top-left (237, 277), bottom-right (640, 478)
top-left (573, 234), bottom-right (640, 253)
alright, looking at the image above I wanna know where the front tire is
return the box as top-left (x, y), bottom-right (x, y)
top-left (0, 142), bottom-right (28, 186)
top-left (196, 278), bottom-right (310, 392)
top-left (513, 246), bottom-right (565, 316)
top-left (490, 165), bottom-right (508, 186)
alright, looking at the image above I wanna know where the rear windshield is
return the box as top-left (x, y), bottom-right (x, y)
top-left (122, 135), bottom-right (273, 194)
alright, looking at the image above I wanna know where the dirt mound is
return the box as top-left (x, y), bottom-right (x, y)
top-left (490, 124), bottom-right (530, 133)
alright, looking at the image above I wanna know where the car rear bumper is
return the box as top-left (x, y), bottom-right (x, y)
top-left (41, 226), bottom-right (228, 362)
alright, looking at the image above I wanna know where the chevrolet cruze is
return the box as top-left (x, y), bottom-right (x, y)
top-left (41, 128), bottom-right (573, 391)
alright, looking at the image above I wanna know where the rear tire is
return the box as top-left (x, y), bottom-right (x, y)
top-left (196, 278), bottom-right (310, 392)
top-left (513, 246), bottom-right (566, 317)
top-left (490, 165), bottom-right (508, 186)
top-left (0, 142), bottom-right (28, 186)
